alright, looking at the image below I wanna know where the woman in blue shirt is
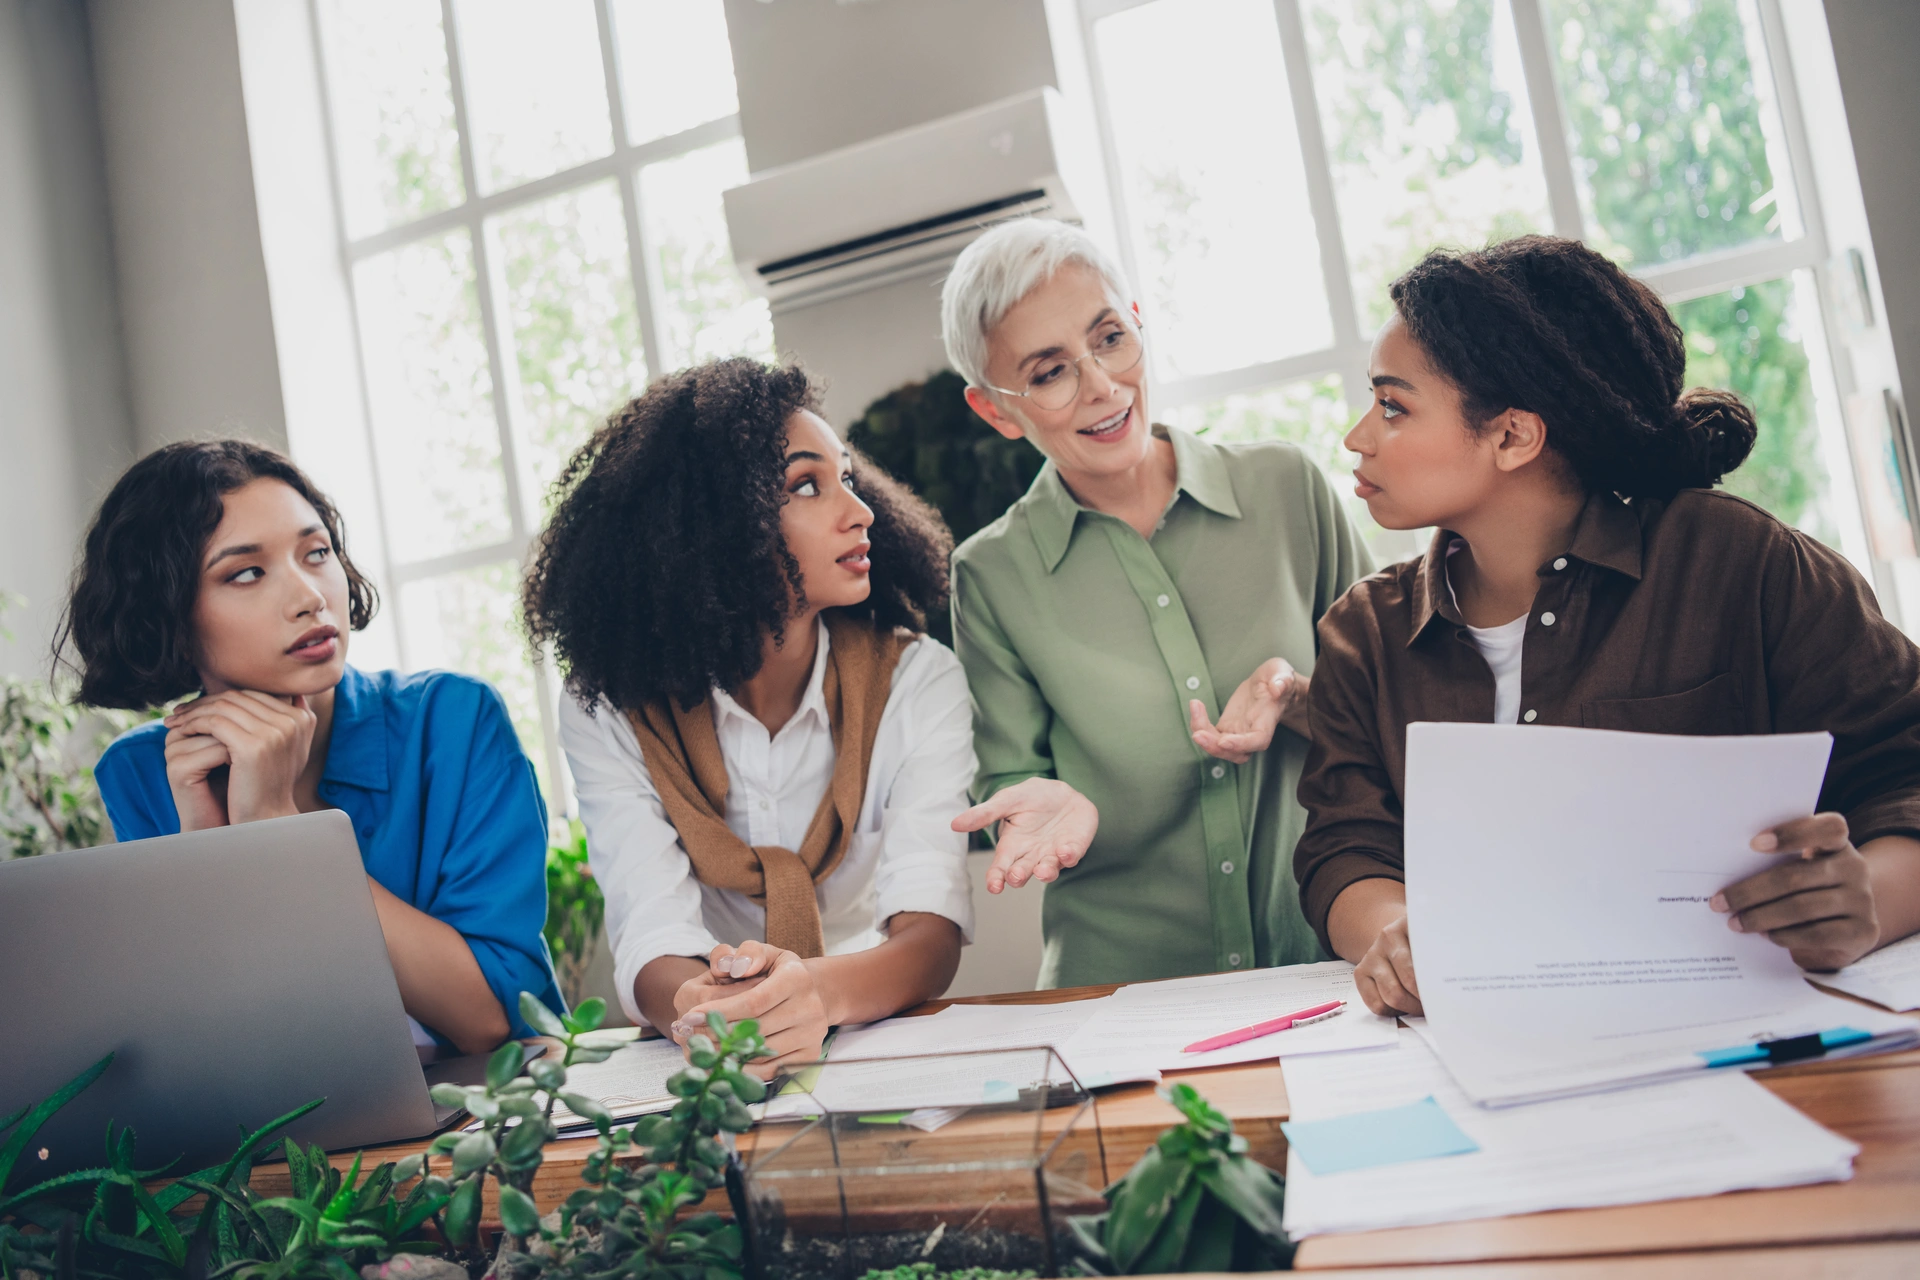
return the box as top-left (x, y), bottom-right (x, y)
top-left (60, 439), bottom-right (562, 1052)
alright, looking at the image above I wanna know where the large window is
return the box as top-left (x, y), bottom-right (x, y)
top-left (309, 0), bottom-right (771, 807)
top-left (1081, 0), bottom-right (1868, 564)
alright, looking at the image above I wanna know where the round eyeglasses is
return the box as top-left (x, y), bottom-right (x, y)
top-left (985, 321), bottom-right (1147, 412)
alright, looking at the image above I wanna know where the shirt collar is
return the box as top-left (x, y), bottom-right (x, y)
top-left (710, 615), bottom-right (833, 731)
top-left (321, 665), bottom-right (389, 792)
top-left (1408, 493), bottom-right (1644, 647)
top-left (1024, 423), bottom-right (1243, 573)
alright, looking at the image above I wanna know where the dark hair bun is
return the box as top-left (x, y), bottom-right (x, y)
top-left (1674, 388), bottom-right (1758, 489)
top-left (1388, 235), bottom-right (1760, 501)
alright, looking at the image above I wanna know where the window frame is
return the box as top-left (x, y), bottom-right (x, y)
top-left (304, 0), bottom-right (747, 808)
top-left (1076, 0), bottom-right (1871, 571)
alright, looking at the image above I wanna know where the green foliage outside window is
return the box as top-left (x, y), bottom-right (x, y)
top-left (545, 820), bottom-right (606, 1011)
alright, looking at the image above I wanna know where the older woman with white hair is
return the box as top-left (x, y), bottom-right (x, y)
top-left (944, 218), bottom-right (1372, 988)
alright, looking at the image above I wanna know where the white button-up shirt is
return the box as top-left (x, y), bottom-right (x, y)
top-left (559, 619), bottom-right (977, 1026)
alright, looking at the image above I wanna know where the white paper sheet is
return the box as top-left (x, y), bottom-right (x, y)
top-left (798, 1000), bottom-right (1159, 1112)
top-left (1059, 961), bottom-right (1398, 1072)
top-left (1404, 723), bottom-right (1917, 1103)
top-left (1807, 932), bottom-right (1920, 1012)
top-left (1279, 1032), bottom-right (1859, 1238)
top-left (543, 1035), bottom-right (688, 1128)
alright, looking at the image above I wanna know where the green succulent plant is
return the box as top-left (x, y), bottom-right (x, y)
top-left (1067, 1083), bottom-right (1292, 1275)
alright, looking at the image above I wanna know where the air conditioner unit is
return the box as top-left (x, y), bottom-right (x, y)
top-left (724, 87), bottom-right (1106, 313)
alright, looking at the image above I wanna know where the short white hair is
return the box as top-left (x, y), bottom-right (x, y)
top-left (940, 218), bottom-right (1134, 390)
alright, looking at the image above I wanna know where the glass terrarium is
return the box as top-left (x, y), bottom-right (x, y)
top-left (729, 1046), bottom-right (1110, 1280)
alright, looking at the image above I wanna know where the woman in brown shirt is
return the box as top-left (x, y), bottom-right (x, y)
top-left (1294, 235), bottom-right (1920, 1017)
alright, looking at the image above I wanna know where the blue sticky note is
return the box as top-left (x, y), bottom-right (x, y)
top-left (1281, 1096), bottom-right (1479, 1175)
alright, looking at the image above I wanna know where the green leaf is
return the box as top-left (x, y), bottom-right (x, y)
top-left (427, 1132), bottom-right (463, 1156)
top-left (0, 1053), bottom-right (112, 1194)
top-left (566, 998), bottom-right (607, 1034)
top-left (441, 1175), bottom-right (482, 1246)
top-left (567, 1045), bottom-right (614, 1064)
top-left (519, 993), bottom-right (567, 1039)
top-left (450, 1132), bottom-right (495, 1179)
top-left (427, 1083), bottom-right (469, 1109)
top-left (392, 1154), bottom-right (425, 1184)
top-left (666, 1071), bottom-right (702, 1098)
top-left (687, 1044), bottom-right (719, 1071)
top-left (487, 1041), bottom-right (528, 1089)
top-left (499, 1119), bottom-right (548, 1164)
top-left (557, 1092), bottom-right (612, 1128)
top-left (705, 1011), bottom-right (728, 1038)
top-left (528, 1059), bottom-right (567, 1091)
top-left (0, 1166), bottom-right (110, 1216)
top-left (1102, 1147), bottom-right (1191, 1273)
top-left (1170, 1190), bottom-right (1237, 1274)
top-left (1125, 1176), bottom-right (1205, 1276)
top-left (1193, 1156), bottom-right (1287, 1244)
top-left (496, 1184), bottom-right (541, 1238)
top-left (722, 1071), bottom-right (766, 1105)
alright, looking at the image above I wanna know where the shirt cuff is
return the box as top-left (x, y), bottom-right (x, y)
top-left (1300, 851), bottom-right (1405, 956)
top-left (611, 922), bottom-right (722, 1028)
top-left (875, 877), bottom-right (977, 945)
top-left (1844, 794), bottom-right (1920, 848)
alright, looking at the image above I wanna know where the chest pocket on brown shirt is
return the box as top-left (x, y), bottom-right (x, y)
top-left (1580, 672), bottom-right (1747, 735)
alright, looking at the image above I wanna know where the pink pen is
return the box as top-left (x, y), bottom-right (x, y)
top-left (1181, 1000), bottom-right (1346, 1054)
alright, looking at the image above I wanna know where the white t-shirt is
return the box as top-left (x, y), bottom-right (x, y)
top-left (558, 617), bottom-right (978, 1026)
top-left (1447, 540), bottom-right (1527, 725)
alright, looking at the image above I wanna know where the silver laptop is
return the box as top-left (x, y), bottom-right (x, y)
top-left (0, 811), bottom-right (495, 1177)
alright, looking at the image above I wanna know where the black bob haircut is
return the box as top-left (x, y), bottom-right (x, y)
top-left (1390, 234), bottom-right (1757, 500)
top-left (522, 358), bottom-right (953, 714)
top-left (56, 439), bottom-right (378, 710)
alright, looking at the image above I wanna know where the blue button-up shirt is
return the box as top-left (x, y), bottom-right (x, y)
top-left (95, 666), bottom-right (563, 1039)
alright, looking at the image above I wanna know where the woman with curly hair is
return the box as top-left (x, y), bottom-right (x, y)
top-left (526, 358), bottom-right (975, 1070)
top-left (62, 440), bottom-right (563, 1053)
top-left (1295, 235), bottom-right (1920, 1017)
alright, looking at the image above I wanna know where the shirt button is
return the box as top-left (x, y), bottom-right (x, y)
top-left (1553, 557), bottom-right (1568, 571)
top-left (1186, 676), bottom-right (1201, 690)
top-left (1540, 611), bottom-right (1557, 627)
top-left (1228, 953), bottom-right (1243, 967)
top-left (1523, 709), bottom-right (1539, 723)
top-left (757, 799), bottom-right (770, 810)
top-left (1220, 860), bottom-right (1234, 875)
top-left (1210, 764), bottom-right (1225, 779)
top-left (1156, 594), bottom-right (1170, 608)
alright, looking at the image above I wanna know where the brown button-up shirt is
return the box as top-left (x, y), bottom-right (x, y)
top-left (1294, 488), bottom-right (1920, 952)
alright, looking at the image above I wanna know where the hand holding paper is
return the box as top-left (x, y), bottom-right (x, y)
top-left (1713, 812), bottom-right (1882, 971)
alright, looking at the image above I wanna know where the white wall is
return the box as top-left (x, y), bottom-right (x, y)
top-left (88, 0), bottom-right (287, 455)
top-left (0, 0), bottom-right (135, 679)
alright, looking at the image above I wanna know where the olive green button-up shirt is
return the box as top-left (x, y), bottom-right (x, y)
top-left (951, 424), bottom-right (1372, 988)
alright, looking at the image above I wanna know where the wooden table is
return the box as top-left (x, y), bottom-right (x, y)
top-left (248, 983), bottom-right (1920, 1274)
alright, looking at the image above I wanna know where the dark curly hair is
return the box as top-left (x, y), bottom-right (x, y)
top-left (55, 438), bottom-right (378, 710)
top-left (522, 358), bottom-right (954, 714)
top-left (1390, 235), bottom-right (1757, 500)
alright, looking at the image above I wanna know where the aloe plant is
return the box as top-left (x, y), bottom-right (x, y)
top-left (1067, 1083), bottom-right (1292, 1274)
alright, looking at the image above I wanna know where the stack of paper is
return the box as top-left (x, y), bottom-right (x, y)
top-left (1807, 932), bottom-right (1920, 1012)
top-left (1404, 724), bottom-right (1918, 1105)
top-left (1060, 961), bottom-right (1399, 1072)
top-left (542, 1035), bottom-right (688, 1132)
top-left (1279, 1032), bottom-right (1860, 1239)
top-left (797, 999), bottom-right (1159, 1114)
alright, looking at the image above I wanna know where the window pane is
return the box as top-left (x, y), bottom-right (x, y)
top-left (317, 0), bottom-right (463, 238)
top-left (639, 137), bottom-right (775, 371)
top-left (1095, 0), bottom-right (1333, 378)
top-left (453, 0), bottom-right (613, 194)
top-left (354, 229), bottom-right (511, 561)
top-left (399, 561), bottom-right (550, 800)
top-left (1547, 0), bottom-right (1797, 265)
top-left (491, 181), bottom-right (649, 507)
top-left (1303, 0), bottom-right (1552, 331)
top-left (612, 0), bottom-right (739, 145)
top-left (1674, 276), bottom-right (1833, 542)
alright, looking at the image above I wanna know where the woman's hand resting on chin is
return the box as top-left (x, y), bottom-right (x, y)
top-left (669, 940), bottom-right (831, 1078)
top-left (163, 689), bottom-right (316, 830)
